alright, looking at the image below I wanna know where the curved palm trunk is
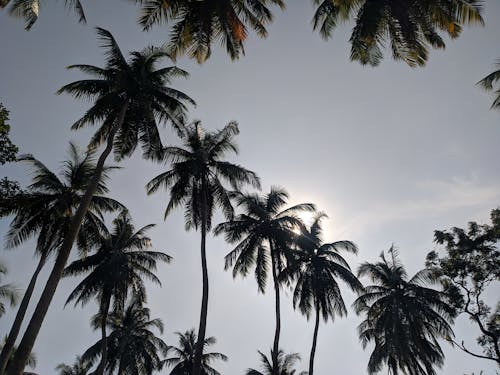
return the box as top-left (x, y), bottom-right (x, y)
top-left (308, 303), bottom-right (320, 375)
top-left (7, 103), bottom-right (128, 375)
top-left (96, 296), bottom-right (111, 375)
top-left (0, 255), bottom-right (46, 375)
top-left (270, 242), bottom-right (281, 375)
top-left (192, 182), bottom-right (209, 375)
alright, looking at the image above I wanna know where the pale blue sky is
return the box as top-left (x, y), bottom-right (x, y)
top-left (1, 2), bottom-right (499, 374)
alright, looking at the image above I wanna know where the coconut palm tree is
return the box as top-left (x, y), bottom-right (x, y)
top-left (139, 0), bottom-right (285, 63)
top-left (0, 341), bottom-right (36, 375)
top-left (280, 213), bottom-right (363, 375)
top-left (9, 28), bottom-right (194, 375)
top-left (214, 188), bottom-right (314, 375)
top-left (146, 120), bottom-right (259, 375)
top-left (63, 211), bottom-right (171, 375)
top-left (0, 143), bottom-right (122, 375)
top-left (0, 0), bottom-right (85, 30)
top-left (56, 356), bottom-right (92, 375)
top-left (0, 263), bottom-right (18, 318)
top-left (82, 298), bottom-right (169, 375)
top-left (354, 247), bottom-right (456, 375)
top-left (312, 0), bottom-right (483, 67)
top-left (163, 329), bottom-right (227, 375)
top-left (477, 59), bottom-right (500, 109)
top-left (246, 350), bottom-right (306, 375)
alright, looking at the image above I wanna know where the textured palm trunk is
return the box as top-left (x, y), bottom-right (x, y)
top-left (192, 179), bottom-right (209, 375)
top-left (0, 255), bottom-right (46, 375)
top-left (95, 296), bottom-right (111, 375)
top-left (308, 303), bottom-right (320, 375)
top-left (7, 103), bottom-right (128, 375)
top-left (270, 242), bottom-right (281, 375)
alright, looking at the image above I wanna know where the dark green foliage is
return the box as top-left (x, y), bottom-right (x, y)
top-left (0, 104), bottom-right (18, 165)
top-left (64, 210), bottom-right (171, 312)
top-left (163, 329), bottom-right (227, 375)
top-left (246, 350), bottom-right (307, 375)
top-left (0, 263), bottom-right (18, 318)
top-left (139, 0), bottom-right (285, 63)
top-left (0, 0), bottom-right (85, 30)
top-left (312, 0), bottom-right (484, 67)
top-left (216, 188), bottom-right (314, 293)
top-left (477, 59), bottom-right (500, 109)
top-left (282, 212), bottom-right (362, 321)
top-left (427, 209), bottom-right (500, 363)
top-left (1, 143), bottom-right (123, 256)
top-left (0, 103), bottom-right (20, 198)
top-left (58, 27), bottom-right (195, 162)
top-left (147, 120), bottom-right (260, 229)
top-left (83, 299), bottom-right (169, 375)
top-left (354, 247), bottom-right (455, 375)
top-left (56, 356), bottom-right (92, 375)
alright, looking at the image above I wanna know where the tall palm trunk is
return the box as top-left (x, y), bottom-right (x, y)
top-left (308, 302), bottom-right (320, 375)
top-left (7, 103), bottom-right (129, 375)
top-left (192, 179), bottom-right (209, 375)
top-left (270, 241), bottom-right (281, 375)
top-left (96, 296), bottom-right (111, 375)
top-left (0, 255), bottom-right (46, 375)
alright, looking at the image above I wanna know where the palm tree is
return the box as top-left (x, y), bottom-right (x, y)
top-left (0, 143), bottom-right (122, 375)
top-left (146, 121), bottom-right (259, 375)
top-left (354, 247), bottom-right (456, 375)
top-left (56, 356), bottom-right (92, 375)
top-left (312, 0), bottom-right (483, 67)
top-left (0, 263), bottom-right (18, 318)
top-left (246, 350), bottom-right (306, 375)
top-left (280, 213), bottom-right (362, 375)
top-left (214, 187), bottom-right (314, 374)
top-left (477, 59), bottom-right (500, 109)
top-left (163, 329), bottom-right (227, 375)
top-left (82, 298), bottom-right (169, 375)
top-left (63, 211), bottom-right (171, 375)
top-left (139, 0), bottom-right (285, 63)
top-left (0, 342), bottom-right (36, 375)
top-left (9, 28), bottom-right (194, 375)
top-left (0, 0), bottom-right (85, 30)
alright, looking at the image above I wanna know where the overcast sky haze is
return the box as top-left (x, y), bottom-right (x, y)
top-left (1, 2), bottom-right (500, 374)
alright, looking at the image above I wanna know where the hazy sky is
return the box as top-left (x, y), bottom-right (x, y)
top-left (1, 2), bottom-right (500, 374)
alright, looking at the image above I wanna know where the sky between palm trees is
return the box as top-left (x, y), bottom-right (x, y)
top-left (0, 1), bottom-right (499, 374)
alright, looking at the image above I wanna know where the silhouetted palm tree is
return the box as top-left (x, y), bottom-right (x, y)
top-left (354, 247), bottom-right (455, 375)
top-left (0, 143), bottom-right (122, 375)
top-left (0, 340), bottom-right (36, 375)
top-left (56, 356), bottom-right (92, 375)
top-left (280, 213), bottom-right (362, 375)
top-left (147, 121), bottom-right (259, 375)
top-left (83, 298), bottom-right (169, 375)
top-left (477, 59), bottom-right (500, 109)
top-left (0, 0), bottom-right (85, 30)
top-left (246, 350), bottom-right (307, 375)
top-left (64, 212), bottom-right (171, 375)
top-left (9, 28), bottom-right (193, 375)
top-left (312, 0), bottom-right (483, 67)
top-left (0, 263), bottom-right (18, 318)
top-left (215, 188), bottom-right (314, 374)
top-left (139, 0), bottom-right (285, 63)
top-left (163, 329), bottom-right (227, 375)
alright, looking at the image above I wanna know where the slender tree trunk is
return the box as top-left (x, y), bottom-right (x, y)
top-left (7, 103), bottom-right (128, 375)
top-left (0, 255), bottom-right (46, 375)
top-left (95, 296), bottom-right (110, 375)
top-left (192, 179), bottom-right (209, 375)
top-left (308, 303), bottom-right (320, 375)
top-left (270, 241), bottom-right (281, 375)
